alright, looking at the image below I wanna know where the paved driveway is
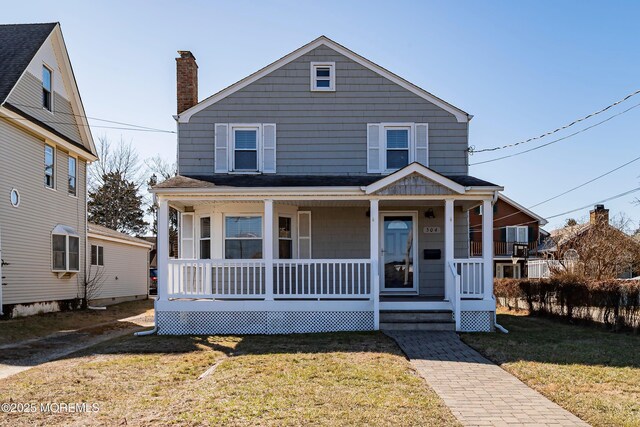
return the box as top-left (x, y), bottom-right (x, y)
top-left (386, 331), bottom-right (589, 427)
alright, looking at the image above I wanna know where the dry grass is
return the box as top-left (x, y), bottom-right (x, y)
top-left (0, 299), bottom-right (154, 346)
top-left (0, 332), bottom-right (459, 426)
top-left (462, 308), bottom-right (640, 427)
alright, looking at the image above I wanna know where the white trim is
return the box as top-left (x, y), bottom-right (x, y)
top-left (382, 123), bottom-right (414, 173)
top-left (177, 36), bottom-right (470, 124)
top-left (195, 214), bottom-right (212, 259)
top-left (310, 61), bottom-right (335, 92)
top-left (229, 124), bottom-right (262, 173)
top-left (89, 244), bottom-right (104, 266)
top-left (41, 63), bottom-right (54, 113)
top-left (44, 143), bottom-right (55, 190)
top-left (379, 211), bottom-right (419, 294)
top-left (87, 232), bottom-right (154, 249)
top-left (499, 193), bottom-right (548, 226)
top-left (364, 162), bottom-right (466, 194)
top-left (67, 154), bottom-right (77, 197)
top-left (277, 213), bottom-right (294, 259)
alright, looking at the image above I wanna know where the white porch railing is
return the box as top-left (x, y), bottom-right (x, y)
top-left (527, 259), bottom-right (577, 279)
top-left (168, 259), bottom-right (266, 298)
top-left (274, 259), bottom-right (371, 299)
top-left (453, 259), bottom-right (485, 299)
top-left (167, 259), bottom-right (371, 300)
top-left (447, 262), bottom-right (461, 331)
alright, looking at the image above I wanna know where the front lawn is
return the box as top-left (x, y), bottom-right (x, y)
top-left (461, 309), bottom-right (640, 427)
top-left (0, 332), bottom-right (459, 426)
top-left (0, 299), bottom-right (153, 346)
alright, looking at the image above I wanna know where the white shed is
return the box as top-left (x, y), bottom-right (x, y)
top-left (87, 223), bottom-right (154, 306)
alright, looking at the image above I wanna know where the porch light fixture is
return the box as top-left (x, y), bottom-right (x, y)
top-left (425, 208), bottom-right (435, 219)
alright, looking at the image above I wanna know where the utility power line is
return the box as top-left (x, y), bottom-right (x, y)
top-left (469, 154), bottom-right (640, 229)
top-left (4, 102), bottom-right (176, 134)
top-left (469, 102), bottom-right (640, 165)
top-left (470, 88), bottom-right (640, 154)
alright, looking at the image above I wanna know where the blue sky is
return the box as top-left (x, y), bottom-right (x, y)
top-left (5, 1), bottom-right (640, 230)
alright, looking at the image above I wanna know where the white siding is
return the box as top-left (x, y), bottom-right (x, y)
top-left (87, 237), bottom-right (149, 301)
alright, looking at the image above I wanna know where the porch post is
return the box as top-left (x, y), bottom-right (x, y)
top-left (157, 197), bottom-right (169, 301)
top-left (264, 199), bottom-right (274, 301)
top-left (482, 198), bottom-right (494, 300)
top-left (444, 199), bottom-right (454, 301)
top-left (369, 199), bottom-right (380, 330)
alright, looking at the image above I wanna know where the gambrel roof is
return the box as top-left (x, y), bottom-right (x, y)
top-left (177, 36), bottom-right (471, 124)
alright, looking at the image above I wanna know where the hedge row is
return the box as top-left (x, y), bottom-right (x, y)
top-left (494, 274), bottom-right (640, 331)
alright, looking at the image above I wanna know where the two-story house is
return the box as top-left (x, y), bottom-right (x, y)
top-left (0, 23), bottom-right (98, 317)
top-left (469, 194), bottom-right (547, 278)
top-left (151, 37), bottom-right (503, 334)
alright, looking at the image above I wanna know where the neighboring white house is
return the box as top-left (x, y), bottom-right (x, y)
top-left (150, 36), bottom-right (503, 335)
top-left (87, 223), bottom-right (153, 306)
top-left (0, 23), bottom-right (98, 318)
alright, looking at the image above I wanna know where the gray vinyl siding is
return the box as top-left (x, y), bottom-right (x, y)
top-left (179, 45), bottom-right (468, 176)
top-left (308, 205), bottom-right (468, 298)
top-left (0, 119), bottom-right (86, 305)
top-left (87, 238), bottom-right (149, 301)
top-left (6, 71), bottom-right (84, 145)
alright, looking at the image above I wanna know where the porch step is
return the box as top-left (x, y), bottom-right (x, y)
top-left (379, 310), bottom-right (455, 331)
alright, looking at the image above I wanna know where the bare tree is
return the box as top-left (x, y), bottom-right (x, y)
top-left (144, 155), bottom-right (179, 256)
top-left (89, 136), bottom-right (144, 191)
top-left (552, 213), bottom-right (640, 280)
top-left (83, 264), bottom-right (106, 307)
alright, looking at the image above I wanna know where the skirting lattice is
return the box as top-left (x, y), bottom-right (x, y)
top-left (157, 311), bottom-right (374, 335)
top-left (459, 311), bottom-right (494, 332)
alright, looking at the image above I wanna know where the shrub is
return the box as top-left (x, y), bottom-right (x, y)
top-left (494, 275), bottom-right (640, 331)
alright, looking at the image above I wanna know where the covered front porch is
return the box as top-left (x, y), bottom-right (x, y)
top-left (153, 164), bottom-right (501, 333)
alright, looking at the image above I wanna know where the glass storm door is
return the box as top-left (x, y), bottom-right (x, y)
top-left (381, 214), bottom-right (417, 291)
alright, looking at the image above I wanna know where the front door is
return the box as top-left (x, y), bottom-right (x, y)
top-left (381, 213), bottom-right (418, 292)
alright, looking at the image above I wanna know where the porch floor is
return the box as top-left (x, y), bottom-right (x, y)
top-left (380, 295), bottom-right (444, 302)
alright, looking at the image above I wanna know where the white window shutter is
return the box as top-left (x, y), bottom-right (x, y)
top-left (214, 124), bottom-right (229, 173)
top-left (415, 123), bottom-right (429, 166)
top-left (367, 123), bottom-right (382, 173)
top-left (298, 211), bottom-right (312, 259)
top-left (262, 123), bottom-right (276, 173)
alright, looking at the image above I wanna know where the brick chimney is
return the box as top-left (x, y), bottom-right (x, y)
top-left (176, 51), bottom-right (198, 114)
top-left (589, 204), bottom-right (609, 225)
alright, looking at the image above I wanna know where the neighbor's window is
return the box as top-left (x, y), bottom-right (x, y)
top-left (224, 216), bottom-right (262, 259)
top-left (42, 65), bottom-right (52, 111)
top-left (91, 244), bottom-right (104, 266)
top-left (385, 128), bottom-right (410, 170)
top-left (52, 225), bottom-right (80, 272)
top-left (278, 216), bottom-right (292, 259)
top-left (68, 156), bottom-right (77, 196)
top-left (311, 62), bottom-right (335, 91)
top-left (199, 216), bottom-right (211, 259)
top-left (233, 128), bottom-right (258, 171)
top-left (506, 226), bottom-right (528, 243)
top-left (44, 144), bottom-right (55, 188)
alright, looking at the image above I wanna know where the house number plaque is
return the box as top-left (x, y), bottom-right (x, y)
top-left (423, 226), bottom-right (441, 234)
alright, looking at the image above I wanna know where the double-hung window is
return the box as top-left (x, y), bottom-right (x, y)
top-left (91, 244), bottom-right (104, 266)
top-left (52, 225), bottom-right (80, 272)
top-left (224, 216), bottom-right (263, 259)
top-left (506, 226), bottom-right (528, 244)
top-left (385, 127), bottom-right (410, 170)
top-left (278, 216), bottom-right (293, 259)
top-left (199, 217), bottom-right (211, 259)
top-left (45, 144), bottom-right (55, 188)
top-left (68, 156), bottom-right (77, 196)
top-left (42, 65), bottom-right (52, 111)
top-left (232, 128), bottom-right (259, 172)
top-left (310, 62), bottom-right (335, 91)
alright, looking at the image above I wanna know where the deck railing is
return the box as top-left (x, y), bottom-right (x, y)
top-left (167, 259), bottom-right (371, 300)
top-left (470, 240), bottom-right (539, 257)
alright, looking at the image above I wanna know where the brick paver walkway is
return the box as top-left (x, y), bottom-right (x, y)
top-left (386, 331), bottom-right (589, 427)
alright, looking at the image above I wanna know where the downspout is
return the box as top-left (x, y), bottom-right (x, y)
top-left (491, 190), bottom-right (509, 333)
top-left (134, 297), bottom-right (158, 336)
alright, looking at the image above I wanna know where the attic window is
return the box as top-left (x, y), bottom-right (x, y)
top-left (310, 62), bottom-right (335, 91)
top-left (42, 65), bottom-right (52, 111)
